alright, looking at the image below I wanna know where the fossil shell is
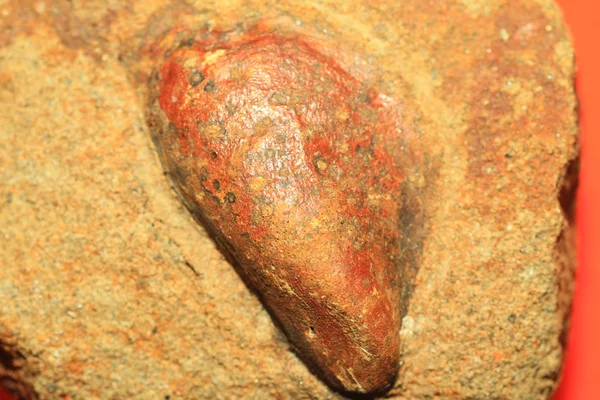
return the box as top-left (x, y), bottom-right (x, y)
top-left (146, 23), bottom-right (410, 393)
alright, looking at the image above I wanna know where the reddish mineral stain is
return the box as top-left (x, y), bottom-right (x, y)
top-left (148, 27), bottom-right (406, 393)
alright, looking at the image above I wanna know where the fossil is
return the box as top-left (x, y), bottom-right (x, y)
top-left (146, 22), bottom-right (416, 394)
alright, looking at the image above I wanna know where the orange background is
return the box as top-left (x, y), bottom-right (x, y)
top-left (0, 1), bottom-right (598, 399)
top-left (551, 0), bottom-right (600, 399)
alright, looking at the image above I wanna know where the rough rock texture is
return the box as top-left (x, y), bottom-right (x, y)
top-left (0, 0), bottom-right (577, 399)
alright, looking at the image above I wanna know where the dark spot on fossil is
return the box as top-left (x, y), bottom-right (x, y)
top-left (213, 179), bottom-right (221, 191)
top-left (225, 191), bottom-right (236, 204)
top-left (178, 37), bottom-right (195, 48)
top-left (190, 70), bottom-right (205, 87)
top-left (204, 80), bottom-right (216, 92)
top-left (199, 170), bottom-right (221, 205)
top-left (225, 101), bottom-right (238, 115)
top-left (211, 151), bottom-right (218, 159)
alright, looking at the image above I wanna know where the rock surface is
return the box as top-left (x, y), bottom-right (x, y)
top-left (0, 0), bottom-right (577, 399)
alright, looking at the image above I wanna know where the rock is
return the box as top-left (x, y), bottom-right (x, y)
top-left (0, 0), bottom-right (577, 399)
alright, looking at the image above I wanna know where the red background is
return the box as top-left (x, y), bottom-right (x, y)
top-left (552, 0), bottom-right (600, 399)
top-left (0, 1), bottom-right (598, 399)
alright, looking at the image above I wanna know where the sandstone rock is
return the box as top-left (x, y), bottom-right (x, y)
top-left (0, 0), bottom-right (577, 399)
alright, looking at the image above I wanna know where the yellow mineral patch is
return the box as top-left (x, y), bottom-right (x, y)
top-left (203, 123), bottom-right (223, 138)
top-left (309, 218), bottom-right (322, 230)
top-left (202, 49), bottom-right (226, 68)
top-left (249, 176), bottom-right (267, 192)
top-left (316, 159), bottom-right (328, 171)
top-left (335, 107), bottom-right (349, 121)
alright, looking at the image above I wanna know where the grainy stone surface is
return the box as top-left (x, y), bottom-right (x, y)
top-left (0, 0), bottom-right (577, 399)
